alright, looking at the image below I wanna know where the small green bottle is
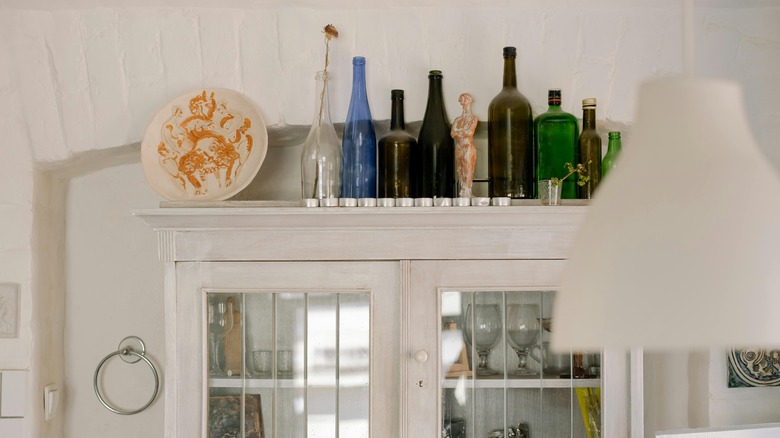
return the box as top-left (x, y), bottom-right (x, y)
top-left (534, 89), bottom-right (578, 199)
top-left (602, 131), bottom-right (622, 179)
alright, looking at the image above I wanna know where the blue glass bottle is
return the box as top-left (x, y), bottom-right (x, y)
top-left (341, 56), bottom-right (377, 199)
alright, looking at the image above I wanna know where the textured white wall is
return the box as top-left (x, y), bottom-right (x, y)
top-left (6, 3), bottom-right (685, 163)
top-left (0, 2), bottom-right (778, 438)
top-left (65, 162), bottom-right (163, 438)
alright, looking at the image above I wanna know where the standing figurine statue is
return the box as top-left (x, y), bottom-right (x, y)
top-left (451, 93), bottom-right (479, 198)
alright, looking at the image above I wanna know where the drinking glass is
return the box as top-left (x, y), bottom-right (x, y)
top-left (506, 304), bottom-right (541, 376)
top-left (208, 298), bottom-right (234, 376)
top-left (464, 304), bottom-right (502, 376)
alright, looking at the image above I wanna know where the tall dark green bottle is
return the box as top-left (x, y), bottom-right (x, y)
top-left (378, 90), bottom-right (416, 198)
top-left (577, 98), bottom-right (602, 199)
top-left (488, 46), bottom-right (534, 199)
top-left (416, 70), bottom-right (454, 198)
top-left (534, 89), bottom-right (578, 199)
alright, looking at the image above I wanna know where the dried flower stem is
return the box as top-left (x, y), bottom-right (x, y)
top-left (551, 161), bottom-right (591, 187)
top-left (317, 25), bottom-right (338, 126)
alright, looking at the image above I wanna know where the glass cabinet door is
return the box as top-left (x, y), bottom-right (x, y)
top-left (440, 290), bottom-right (601, 438)
top-left (206, 291), bottom-right (370, 438)
top-left (406, 260), bottom-right (628, 438)
top-left (178, 261), bottom-right (399, 438)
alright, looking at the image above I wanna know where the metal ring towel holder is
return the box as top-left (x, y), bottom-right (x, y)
top-left (94, 336), bottom-right (160, 415)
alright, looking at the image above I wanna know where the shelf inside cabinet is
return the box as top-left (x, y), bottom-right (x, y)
top-left (441, 377), bottom-right (600, 389)
top-left (210, 377), bottom-right (300, 389)
top-left (209, 377), bottom-right (370, 389)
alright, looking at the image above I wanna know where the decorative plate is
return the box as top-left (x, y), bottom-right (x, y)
top-left (727, 347), bottom-right (780, 387)
top-left (141, 88), bottom-right (268, 201)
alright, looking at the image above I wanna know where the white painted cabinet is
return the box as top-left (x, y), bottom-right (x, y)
top-left (137, 202), bottom-right (635, 438)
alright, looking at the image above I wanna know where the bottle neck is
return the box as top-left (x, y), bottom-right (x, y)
top-left (502, 57), bottom-right (517, 89)
top-left (351, 63), bottom-right (368, 103)
top-left (390, 98), bottom-right (405, 130)
top-left (608, 136), bottom-right (622, 151)
top-left (426, 77), bottom-right (445, 116)
top-left (313, 72), bottom-right (333, 126)
top-left (582, 108), bottom-right (596, 129)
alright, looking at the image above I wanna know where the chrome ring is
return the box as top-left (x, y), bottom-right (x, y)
top-left (93, 347), bottom-right (159, 415)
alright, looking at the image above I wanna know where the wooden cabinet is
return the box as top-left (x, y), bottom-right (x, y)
top-left (137, 202), bottom-right (637, 438)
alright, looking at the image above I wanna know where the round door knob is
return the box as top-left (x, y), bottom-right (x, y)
top-left (414, 350), bottom-right (429, 363)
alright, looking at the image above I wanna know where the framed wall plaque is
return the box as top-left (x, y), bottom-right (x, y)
top-left (0, 283), bottom-right (20, 338)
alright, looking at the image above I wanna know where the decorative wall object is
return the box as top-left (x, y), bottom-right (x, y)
top-left (727, 347), bottom-right (780, 388)
top-left (0, 283), bottom-right (19, 338)
top-left (141, 88), bottom-right (268, 201)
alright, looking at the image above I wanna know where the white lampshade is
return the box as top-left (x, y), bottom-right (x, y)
top-left (552, 76), bottom-right (780, 351)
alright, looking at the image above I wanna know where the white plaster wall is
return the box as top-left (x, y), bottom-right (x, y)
top-left (0, 1), bottom-right (778, 438)
top-left (65, 162), bottom-right (163, 438)
top-left (0, 10), bottom-right (36, 438)
top-left (6, 2), bottom-right (686, 164)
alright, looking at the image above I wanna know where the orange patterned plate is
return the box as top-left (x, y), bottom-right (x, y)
top-left (141, 88), bottom-right (268, 201)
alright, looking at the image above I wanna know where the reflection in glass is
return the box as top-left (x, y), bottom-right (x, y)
top-left (464, 304), bottom-right (502, 376)
top-left (506, 304), bottom-right (540, 376)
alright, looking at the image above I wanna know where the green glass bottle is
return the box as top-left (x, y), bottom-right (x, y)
top-left (378, 90), bottom-right (416, 198)
top-left (488, 46), bottom-right (535, 199)
top-left (534, 89), bottom-right (578, 199)
top-left (602, 131), bottom-right (622, 179)
top-left (577, 98), bottom-right (602, 199)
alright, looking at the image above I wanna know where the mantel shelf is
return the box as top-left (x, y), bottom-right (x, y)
top-left (134, 202), bottom-right (589, 262)
top-left (133, 201), bottom-right (588, 230)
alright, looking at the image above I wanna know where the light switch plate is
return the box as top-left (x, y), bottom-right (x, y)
top-left (0, 418), bottom-right (24, 435)
top-left (44, 384), bottom-right (59, 421)
top-left (0, 370), bottom-right (26, 418)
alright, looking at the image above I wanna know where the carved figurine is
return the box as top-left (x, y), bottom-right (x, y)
top-left (451, 93), bottom-right (479, 198)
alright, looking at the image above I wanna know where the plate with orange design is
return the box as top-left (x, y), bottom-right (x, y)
top-left (141, 88), bottom-right (268, 201)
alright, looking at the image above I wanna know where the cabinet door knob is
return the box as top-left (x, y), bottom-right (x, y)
top-left (414, 350), bottom-right (429, 363)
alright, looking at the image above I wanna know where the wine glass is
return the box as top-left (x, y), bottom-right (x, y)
top-left (506, 304), bottom-right (541, 376)
top-left (464, 304), bottom-right (502, 376)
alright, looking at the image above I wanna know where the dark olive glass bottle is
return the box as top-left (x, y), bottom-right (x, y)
top-left (416, 70), bottom-right (454, 198)
top-left (577, 98), bottom-right (602, 199)
top-left (534, 89), bottom-right (578, 199)
top-left (488, 46), bottom-right (535, 199)
top-left (378, 90), bottom-right (416, 198)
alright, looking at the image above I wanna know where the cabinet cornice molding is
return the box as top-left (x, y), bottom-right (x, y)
top-left (135, 204), bottom-right (588, 262)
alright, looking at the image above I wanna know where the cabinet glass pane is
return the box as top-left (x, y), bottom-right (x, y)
top-left (441, 290), bottom-right (601, 438)
top-left (207, 291), bottom-right (370, 438)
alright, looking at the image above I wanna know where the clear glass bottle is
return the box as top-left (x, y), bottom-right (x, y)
top-left (301, 70), bottom-right (342, 200)
top-left (378, 89), bottom-right (416, 198)
top-left (534, 89), bottom-right (578, 199)
top-left (488, 47), bottom-right (535, 199)
top-left (577, 98), bottom-right (602, 199)
top-left (341, 56), bottom-right (377, 199)
top-left (417, 70), bottom-right (455, 198)
top-left (602, 131), bottom-right (622, 179)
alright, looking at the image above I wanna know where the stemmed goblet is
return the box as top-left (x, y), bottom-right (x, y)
top-left (464, 304), bottom-right (502, 376)
top-left (506, 304), bottom-right (541, 376)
